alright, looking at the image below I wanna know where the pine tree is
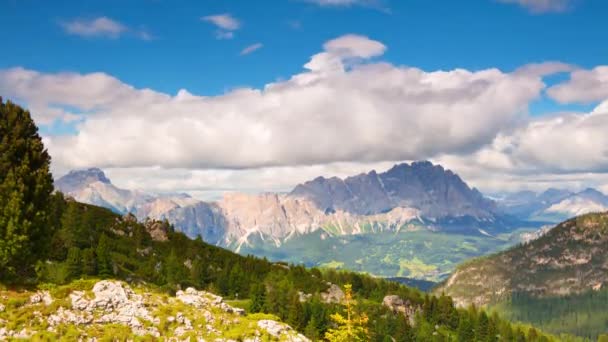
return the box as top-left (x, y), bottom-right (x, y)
top-left (287, 292), bottom-right (306, 331)
top-left (96, 233), bottom-right (113, 278)
top-left (66, 247), bottom-right (81, 279)
top-left (0, 98), bottom-right (54, 278)
top-left (249, 283), bottom-right (266, 313)
top-left (324, 284), bottom-right (369, 342)
top-left (304, 315), bottom-right (321, 341)
top-left (81, 247), bottom-right (97, 276)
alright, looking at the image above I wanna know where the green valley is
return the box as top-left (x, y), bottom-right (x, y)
top-left (240, 228), bottom-right (535, 282)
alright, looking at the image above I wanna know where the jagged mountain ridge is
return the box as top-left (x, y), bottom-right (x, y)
top-left (290, 161), bottom-right (496, 219)
top-left (55, 162), bottom-right (498, 249)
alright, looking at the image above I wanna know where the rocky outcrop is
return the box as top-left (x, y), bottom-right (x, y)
top-left (143, 218), bottom-right (171, 241)
top-left (0, 280), bottom-right (306, 340)
top-left (321, 283), bottom-right (345, 304)
top-left (382, 295), bottom-right (418, 325)
top-left (53, 280), bottom-right (159, 336)
top-left (257, 320), bottom-right (310, 341)
top-left (176, 287), bottom-right (245, 316)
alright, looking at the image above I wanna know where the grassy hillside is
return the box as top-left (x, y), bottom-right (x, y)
top-left (437, 212), bottom-right (608, 339)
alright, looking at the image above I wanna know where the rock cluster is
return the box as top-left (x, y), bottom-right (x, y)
top-left (257, 320), bottom-right (310, 342)
top-left (177, 287), bottom-right (246, 316)
top-left (49, 280), bottom-right (160, 336)
top-left (382, 295), bottom-right (419, 325)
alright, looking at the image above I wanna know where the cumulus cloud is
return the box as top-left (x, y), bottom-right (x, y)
top-left (60, 17), bottom-right (151, 40)
top-left (547, 66), bottom-right (608, 104)
top-left (202, 14), bottom-right (240, 39)
top-left (10, 37), bottom-right (547, 173)
top-left (430, 98), bottom-right (608, 193)
top-left (3, 35), bottom-right (606, 194)
top-left (497, 0), bottom-right (574, 13)
top-left (240, 43), bottom-right (263, 56)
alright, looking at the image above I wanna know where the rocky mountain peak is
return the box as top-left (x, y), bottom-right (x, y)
top-left (290, 161), bottom-right (495, 219)
top-left (55, 168), bottom-right (111, 193)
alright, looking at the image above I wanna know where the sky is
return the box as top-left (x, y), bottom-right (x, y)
top-left (1, 0), bottom-right (608, 199)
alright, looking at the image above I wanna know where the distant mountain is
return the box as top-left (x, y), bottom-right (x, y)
top-left (291, 161), bottom-right (496, 219)
top-left (56, 162), bottom-right (531, 280)
top-left (496, 187), bottom-right (608, 223)
top-left (437, 211), bottom-right (608, 338)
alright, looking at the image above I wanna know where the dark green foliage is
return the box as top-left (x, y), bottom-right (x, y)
top-left (493, 289), bottom-right (608, 340)
top-left (0, 98), bottom-right (54, 279)
top-left (249, 283), bottom-right (266, 313)
top-left (81, 247), bottom-right (96, 276)
top-left (96, 233), bottom-right (113, 278)
top-left (66, 247), bottom-right (81, 278)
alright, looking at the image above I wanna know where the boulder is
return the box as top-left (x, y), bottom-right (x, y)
top-left (257, 320), bottom-right (310, 342)
top-left (320, 284), bottom-right (344, 304)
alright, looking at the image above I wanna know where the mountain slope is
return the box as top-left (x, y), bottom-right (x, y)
top-left (438, 212), bottom-right (608, 306)
top-left (437, 212), bottom-right (608, 338)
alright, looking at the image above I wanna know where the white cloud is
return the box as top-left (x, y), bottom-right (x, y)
top-left (497, 0), bottom-right (574, 13)
top-left (324, 34), bottom-right (386, 58)
top-left (201, 14), bottom-right (241, 30)
top-left (240, 43), bottom-right (263, 56)
top-left (431, 99), bottom-right (608, 192)
top-left (60, 17), bottom-right (151, 40)
top-left (304, 0), bottom-right (385, 8)
top-left (547, 66), bottom-right (608, 104)
top-left (202, 14), bottom-right (240, 39)
top-left (3, 35), bottom-right (607, 194)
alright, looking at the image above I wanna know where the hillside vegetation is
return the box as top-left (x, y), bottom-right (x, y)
top-left (437, 211), bottom-right (608, 339)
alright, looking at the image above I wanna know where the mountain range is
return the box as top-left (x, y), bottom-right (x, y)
top-left (495, 187), bottom-right (608, 223)
top-left (56, 161), bottom-right (502, 246)
top-left (55, 161), bottom-right (607, 280)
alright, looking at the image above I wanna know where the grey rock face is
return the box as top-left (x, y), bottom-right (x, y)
top-left (291, 161), bottom-right (496, 219)
top-left (54, 168), bottom-right (111, 193)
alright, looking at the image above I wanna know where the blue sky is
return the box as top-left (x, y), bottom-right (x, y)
top-left (2, 0), bottom-right (606, 97)
top-left (2, 0), bottom-right (608, 195)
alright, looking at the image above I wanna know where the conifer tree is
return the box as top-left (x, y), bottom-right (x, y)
top-left (0, 98), bottom-right (54, 278)
top-left (81, 247), bottom-right (96, 276)
top-left (287, 292), bottom-right (306, 331)
top-left (324, 284), bottom-right (369, 342)
top-left (66, 246), bottom-right (81, 279)
top-left (96, 233), bottom-right (113, 277)
top-left (249, 283), bottom-right (266, 313)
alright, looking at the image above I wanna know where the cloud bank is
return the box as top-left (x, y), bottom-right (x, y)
top-left (1, 34), bottom-right (607, 194)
